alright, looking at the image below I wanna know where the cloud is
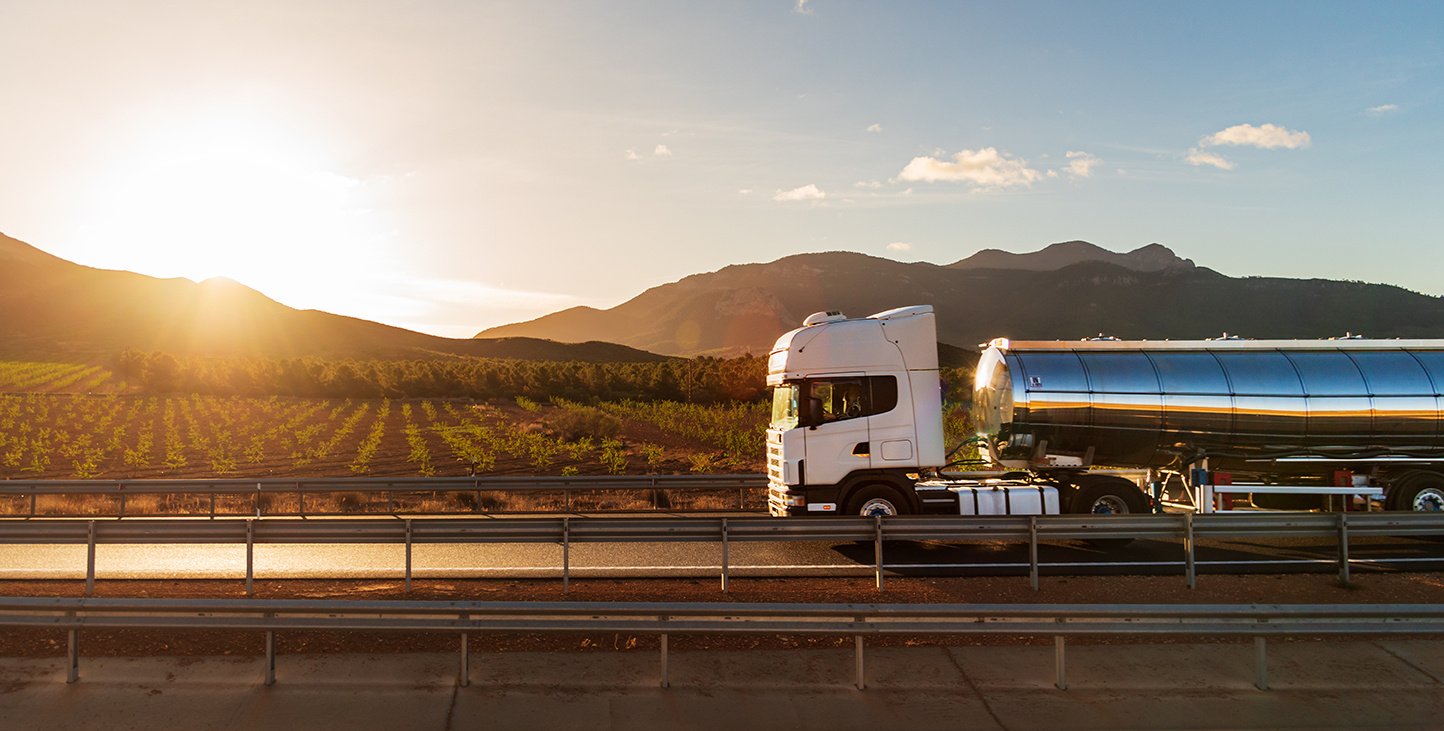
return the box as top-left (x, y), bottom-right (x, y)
top-left (866, 123), bottom-right (882, 133)
top-left (1065, 151), bottom-right (1099, 178)
top-left (737, 188), bottom-right (754, 195)
top-left (773, 183), bottom-right (826, 202)
top-left (854, 180), bottom-right (882, 189)
top-left (653, 144), bottom-right (673, 157)
top-left (1202, 123), bottom-right (1311, 150)
top-left (1186, 148), bottom-right (1235, 170)
top-left (885, 242), bottom-right (912, 252)
top-left (896, 147), bottom-right (1043, 189)
top-left (624, 149), bottom-right (640, 161)
top-left (1366, 103), bottom-right (1400, 116)
top-left (795, 0), bottom-right (812, 13)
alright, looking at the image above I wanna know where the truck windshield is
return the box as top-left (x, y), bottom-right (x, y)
top-left (770, 384), bottom-right (800, 429)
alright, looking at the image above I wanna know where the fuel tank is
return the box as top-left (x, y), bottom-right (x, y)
top-left (972, 338), bottom-right (1444, 468)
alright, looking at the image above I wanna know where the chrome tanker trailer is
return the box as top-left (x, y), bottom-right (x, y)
top-left (766, 305), bottom-right (1444, 518)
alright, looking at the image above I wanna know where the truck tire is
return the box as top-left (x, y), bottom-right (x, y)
top-left (1070, 476), bottom-right (1149, 516)
top-left (845, 484), bottom-right (910, 517)
top-left (1390, 472), bottom-right (1444, 512)
top-left (1070, 475), bottom-right (1148, 549)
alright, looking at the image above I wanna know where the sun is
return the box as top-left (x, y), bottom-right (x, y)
top-left (69, 108), bottom-right (398, 315)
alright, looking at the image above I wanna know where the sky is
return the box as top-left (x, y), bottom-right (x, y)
top-left (0, 1), bottom-right (1440, 338)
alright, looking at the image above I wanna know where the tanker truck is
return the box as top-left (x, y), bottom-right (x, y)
top-left (765, 305), bottom-right (1444, 518)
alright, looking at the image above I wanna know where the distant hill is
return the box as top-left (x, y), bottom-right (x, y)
top-left (477, 243), bottom-right (1444, 357)
top-left (0, 232), bottom-right (666, 362)
top-left (950, 240), bottom-right (1195, 272)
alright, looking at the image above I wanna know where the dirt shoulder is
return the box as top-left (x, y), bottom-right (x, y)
top-left (3, 573), bottom-right (1442, 658)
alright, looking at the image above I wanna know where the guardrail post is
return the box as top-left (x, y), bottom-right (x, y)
top-left (298, 487), bottom-right (305, 517)
top-left (118, 490), bottom-right (126, 518)
top-left (1054, 635), bottom-right (1067, 690)
top-left (1254, 636), bottom-right (1268, 690)
top-left (659, 632), bottom-right (669, 688)
top-left (254, 483), bottom-right (262, 518)
top-left (1028, 516), bottom-right (1040, 591)
top-left (245, 520), bottom-right (255, 597)
top-left (854, 634), bottom-right (865, 690)
top-left (264, 630), bottom-right (276, 686)
top-left (404, 519), bottom-right (413, 593)
top-left (459, 632), bottom-right (470, 687)
top-left (562, 517), bottom-right (571, 595)
top-left (1184, 512), bottom-right (1196, 590)
top-left (720, 518), bottom-right (730, 593)
top-left (1337, 513), bottom-right (1351, 584)
top-left (874, 516), bottom-right (885, 591)
top-left (85, 520), bottom-right (96, 597)
top-left (209, 494), bottom-right (216, 519)
top-left (67, 628), bottom-right (79, 683)
top-left (29, 490), bottom-right (36, 518)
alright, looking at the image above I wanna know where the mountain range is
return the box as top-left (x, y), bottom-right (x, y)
top-left (0, 232), bottom-right (665, 362)
top-left (6, 232), bottom-right (1443, 366)
top-left (478, 240), bottom-right (1444, 357)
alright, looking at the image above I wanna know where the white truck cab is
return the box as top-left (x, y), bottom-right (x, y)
top-left (766, 306), bottom-right (945, 515)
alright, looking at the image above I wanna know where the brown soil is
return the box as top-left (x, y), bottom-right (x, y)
top-left (0, 396), bottom-right (766, 516)
top-left (4, 573), bottom-right (1441, 658)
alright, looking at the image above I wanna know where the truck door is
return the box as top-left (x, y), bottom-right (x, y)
top-left (864, 374), bottom-right (916, 469)
top-left (802, 376), bottom-right (872, 486)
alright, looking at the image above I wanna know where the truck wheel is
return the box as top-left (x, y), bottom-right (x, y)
top-left (1071, 476), bottom-right (1148, 516)
top-left (1392, 473), bottom-right (1444, 512)
top-left (845, 485), bottom-right (910, 517)
top-left (1070, 476), bottom-right (1147, 549)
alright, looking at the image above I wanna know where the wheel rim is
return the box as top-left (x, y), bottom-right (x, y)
top-left (1090, 495), bottom-right (1130, 515)
top-left (1411, 487), bottom-right (1444, 512)
top-left (858, 498), bottom-right (898, 517)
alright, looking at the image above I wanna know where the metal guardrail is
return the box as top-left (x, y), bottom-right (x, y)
top-left (0, 474), bottom-right (769, 517)
top-left (4, 512), bottom-right (1442, 595)
top-left (4, 596), bottom-right (1442, 689)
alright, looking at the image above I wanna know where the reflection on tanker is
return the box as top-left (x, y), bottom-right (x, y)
top-left (974, 342), bottom-right (1444, 468)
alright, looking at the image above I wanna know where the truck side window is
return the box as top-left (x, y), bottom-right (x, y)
top-left (811, 379), bottom-right (866, 423)
top-left (868, 375), bottom-right (898, 414)
top-left (806, 376), bottom-right (898, 425)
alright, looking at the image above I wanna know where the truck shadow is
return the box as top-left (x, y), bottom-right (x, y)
top-left (826, 538), bottom-right (1444, 578)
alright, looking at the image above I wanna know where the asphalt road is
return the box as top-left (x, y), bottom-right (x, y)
top-left (9, 642), bottom-right (1444, 731)
top-left (1, 518), bottom-right (1441, 580)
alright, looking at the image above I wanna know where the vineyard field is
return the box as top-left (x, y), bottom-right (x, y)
top-left (0, 362), bottom-right (119, 394)
top-left (0, 394), bottom-right (768, 481)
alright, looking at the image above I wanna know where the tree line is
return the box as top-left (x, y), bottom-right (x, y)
top-left (112, 350), bottom-right (769, 402)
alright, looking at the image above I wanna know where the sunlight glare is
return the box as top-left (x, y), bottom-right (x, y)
top-left (71, 110), bottom-right (401, 316)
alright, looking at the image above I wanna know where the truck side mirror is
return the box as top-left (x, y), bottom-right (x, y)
top-left (807, 398), bottom-right (823, 429)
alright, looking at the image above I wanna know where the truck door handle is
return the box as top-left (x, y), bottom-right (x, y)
top-left (852, 442), bottom-right (870, 457)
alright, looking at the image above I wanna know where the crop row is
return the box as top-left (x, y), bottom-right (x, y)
top-left (0, 394), bottom-right (766, 479)
top-left (0, 362), bottom-right (114, 393)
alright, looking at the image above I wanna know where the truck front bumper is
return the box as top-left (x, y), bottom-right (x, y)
top-left (768, 483), bottom-right (843, 516)
top-left (768, 482), bottom-right (806, 517)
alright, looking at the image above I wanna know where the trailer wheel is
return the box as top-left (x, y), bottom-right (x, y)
top-left (845, 485), bottom-right (909, 517)
top-left (1392, 473), bottom-right (1444, 513)
top-left (1070, 476), bottom-right (1147, 549)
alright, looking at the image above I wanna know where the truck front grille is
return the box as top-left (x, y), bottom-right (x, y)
top-left (767, 443), bottom-right (785, 484)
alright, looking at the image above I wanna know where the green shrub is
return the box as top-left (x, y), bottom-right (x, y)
top-left (545, 407), bottom-right (621, 442)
